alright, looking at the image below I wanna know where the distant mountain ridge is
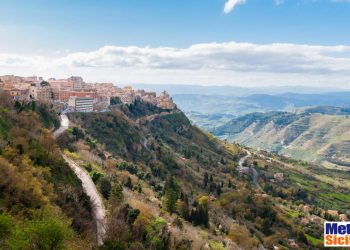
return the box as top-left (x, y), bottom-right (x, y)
top-left (170, 91), bottom-right (350, 130)
top-left (214, 106), bottom-right (350, 167)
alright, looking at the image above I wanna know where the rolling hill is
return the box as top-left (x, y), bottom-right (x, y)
top-left (214, 106), bottom-right (350, 167)
top-left (170, 91), bottom-right (350, 130)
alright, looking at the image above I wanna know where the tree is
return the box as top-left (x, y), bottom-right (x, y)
top-left (203, 172), bottom-right (209, 188)
top-left (111, 183), bottom-right (124, 201)
top-left (177, 200), bottom-right (190, 221)
top-left (191, 196), bottom-right (209, 228)
top-left (40, 81), bottom-right (50, 87)
top-left (100, 177), bottom-right (112, 199)
top-left (209, 182), bottom-right (216, 193)
top-left (216, 184), bottom-right (222, 196)
top-left (164, 175), bottom-right (179, 214)
top-left (296, 230), bottom-right (308, 244)
top-left (14, 101), bottom-right (22, 113)
top-left (262, 219), bottom-right (272, 236)
top-left (125, 177), bottom-right (133, 189)
top-left (6, 213), bottom-right (72, 250)
top-left (110, 96), bottom-right (122, 105)
top-left (134, 183), bottom-right (142, 194)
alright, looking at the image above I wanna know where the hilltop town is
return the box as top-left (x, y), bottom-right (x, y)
top-left (0, 75), bottom-right (176, 112)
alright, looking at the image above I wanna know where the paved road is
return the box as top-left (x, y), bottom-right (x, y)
top-left (238, 150), bottom-right (263, 191)
top-left (63, 155), bottom-right (106, 245)
top-left (54, 114), bottom-right (106, 245)
top-left (238, 150), bottom-right (251, 171)
top-left (53, 114), bottom-right (69, 138)
top-left (251, 166), bottom-right (262, 191)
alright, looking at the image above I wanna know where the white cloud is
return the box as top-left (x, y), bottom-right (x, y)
top-left (55, 43), bottom-right (350, 74)
top-left (1, 42), bottom-right (350, 87)
top-left (224, 0), bottom-right (246, 14)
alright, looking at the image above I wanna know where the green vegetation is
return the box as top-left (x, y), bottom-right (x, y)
top-left (64, 99), bottom-right (330, 249)
top-left (2, 89), bottom-right (344, 249)
top-left (110, 96), bottom-right (122, 105)
top-left (0, 92), bottom-right (93, 249)
top-left (5, 211), bottom-right (73, 250)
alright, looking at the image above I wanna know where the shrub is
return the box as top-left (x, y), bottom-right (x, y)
top-left (6, 213), bottom-right (72, 250)
top-left (111, 183), bottom-right (124, 201)
top-left (99, 177), bottom-right (112, 199)
top-left (0, 213), bottom-right (11, 239)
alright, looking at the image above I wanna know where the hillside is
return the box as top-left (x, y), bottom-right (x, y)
top-left (56, 99), bottom-right (350, 249)
top-left (2, 92), bottom-right (350, 249)
top-left (214, 107), bottom-right (350, 167)
top-left (172, 92), bottom-right (350, 131)
top-left (0, 92), bottom-right (94, 249)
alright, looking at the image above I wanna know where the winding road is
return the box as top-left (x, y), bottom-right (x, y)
top-left (53, 114), bottom-right (69, 138)
top-left (55, 114), bottom-right (106, 245)
top-left (238, 150), bottom-right (262, 191)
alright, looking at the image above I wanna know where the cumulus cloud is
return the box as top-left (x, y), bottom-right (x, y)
top-left (54, 42), bottom-right (350, 74)
top-left (224, 0), bottom-right (246, 13)
top-left (1, 42), bottom-right (350, 87)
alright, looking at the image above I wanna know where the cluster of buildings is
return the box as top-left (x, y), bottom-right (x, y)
top-left (0, 75), bottom-right (176, 112)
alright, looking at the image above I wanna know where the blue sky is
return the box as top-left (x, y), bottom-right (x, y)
top-left (1, 0), bottom-right (350, 87)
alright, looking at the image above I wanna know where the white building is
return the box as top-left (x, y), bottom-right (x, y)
top-left (68, 96), bottom-right (94, 112)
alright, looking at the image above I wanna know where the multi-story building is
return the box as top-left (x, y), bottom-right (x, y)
top-left (119, 86), bottom-right (135, 104)
top-left (141, 92), bottom-right (157, 106)
top-left (10, 88), bottom-right (28, 100)
top-left (95, 96), bottom-right (110, 112)
top-left (2, 83), bottom-right (13, 91)
top-left (28, 84), bottom-right (38, 99)
top-left (53, 89), bottom-right (97, 102)
top-left (48, 78), bottom-right (72, 90)
top-left (28, 83), bottom-right (53, 102)
top-left (68, 96), bottom-right (94, 112)
top-left (23, 75), bottom-right (39, 83)
top-left (157, 91), bottom-right (176, 109)
top-left (0, 75), bottom-right (39, 85)
top-left (68, 76), bottom-right (85, 89)
top-left (37, 85), bottom-right (53, 102)
top-left (0, 75), bottom-right (23, 84)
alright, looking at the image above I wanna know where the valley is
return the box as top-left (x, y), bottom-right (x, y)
top-left (2, 1), bottom-right (350, 248)
top-left (56, 98), bottom-right (350, 249)
top-left (171, 91), bottom-right (350, 131)
top-left (1, 90), bottom-right (350, 249)
top-left (214, 107), bottom-right (350, 167)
